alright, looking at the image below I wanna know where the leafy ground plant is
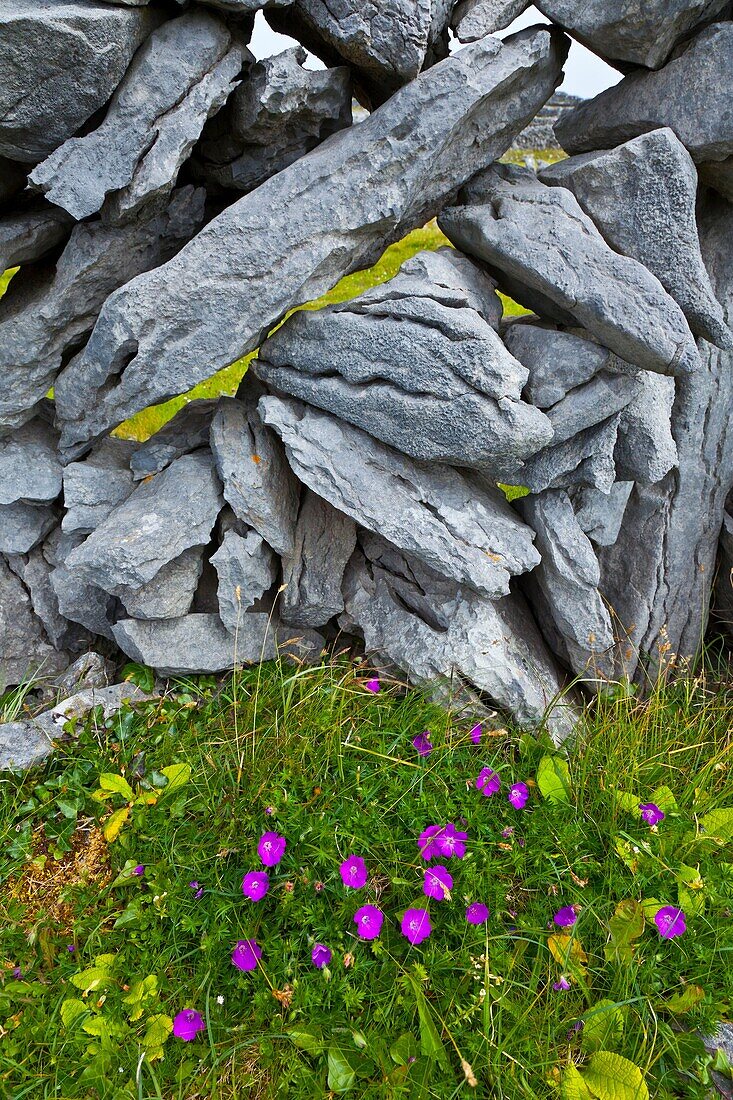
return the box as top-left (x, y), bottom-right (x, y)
top-left (1, 659), bottom-right (732, 1099)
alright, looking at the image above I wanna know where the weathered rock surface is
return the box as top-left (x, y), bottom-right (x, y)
top-left (375, 248), bottom-right (503, 329)
top-left (714, 507), bottom-right (733, 641)
top-left (342, 535), bottom-right (576, 742)
top-left (0, 503), bottom-right (57, 555)
top-left (65, 451), bottom-right (223, 595)
top-left (555, 23), bottom-right (733, 165)
top-left (212, 530), bottom-right (278, 634)
top-left (0, 557), bottom-right (68, 687)
top-left (540, 129), bottom-right (731, 348)
top-left (30, 12), bottom-right (245, 221)
top-left (614, 374), bottom-right (678, 485)
top-left (0, 417), bottom-right (61, 505)
top-left (210, 391), bottom-right (300, 556)
top-left (520, 416), bottom-right (620, 495)
top-left (573, 483), bottom-right (633, 548)
top-left (53, 651), bottom-right (113, 696)
top-left (439, 165), bottom-right (700, 379)
top-left (53, 29), bottom-right (569, 455)
top-left (118, 548), bottom-right (205, 620)
top-left (50, 563), bottom-right (116, 643)
top-left (545, 372), bottom-right (641, 446)
top-left (260, 395), bottom-right (540, 597)
top-left (0, 187), bottom-right (206, 435)
top-left (0, 205), bottom-right (71, 273)
top-left (0, 1), bottom-right (161, 164)
top-left (130, 400), bottom-right (218, 480)
top-left (452, 0), bottom-right (532, 42)
top-left (112, 613), bottom-right (275, 674)
top-left (281, 491), bottom-right (356, 628)
top-left (193, 46), bottom-right (352, 194)
top-left (7, 547), bottom-right (90, 653)
top-left (535, 0), bottom-right (729, 69)
top-left (254, 261), bottom-right (552, 477)
top-left (62, 439), bottom-right (136, 535)
top-left (517, 490), bottom-right (615, 683)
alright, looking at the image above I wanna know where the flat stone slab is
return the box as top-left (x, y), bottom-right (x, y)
top-left (520, 416), bottom-right (621, 495)
top-left (62, 438), bottom-right (136, 535)
top-left (130, 399), bottom-right (218, 480)
top-left (573, 482), bottom-right (633, 548)
top-left (6, 547), bottom-right (90, 652)
top-left (452, 0), bottom-right (531, 42)
top-left (118, 547), bottom-right (205, 620)
top-left (211, 530), bottom-right (278, 634)
top-left (281, 490), bottom-right (357, 629)
top-left (0, 205), bottom-right (71, 273)
top-left (112, 612), bottom-right (276, 674)
top-left (0, 417), bottom-right (61, 505)
top-left (0, 502), bottom-right (57, 555)
top-left (0, 557), bottom-right (68, 688)
top-left (614, 373), bottom-right (678, 485)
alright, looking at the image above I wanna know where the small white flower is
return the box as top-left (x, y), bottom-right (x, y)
top-left (216, 995), bottom-right (225, 1005)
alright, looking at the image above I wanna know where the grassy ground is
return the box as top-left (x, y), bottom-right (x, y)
top-left (1, 660), bottom-right (732, 1099)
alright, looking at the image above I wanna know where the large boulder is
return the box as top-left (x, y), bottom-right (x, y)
top-left (53, 28), bottom-right (569, 457)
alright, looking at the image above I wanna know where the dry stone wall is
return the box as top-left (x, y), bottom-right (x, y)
top-left (1, 0), bottom-right (732, 752)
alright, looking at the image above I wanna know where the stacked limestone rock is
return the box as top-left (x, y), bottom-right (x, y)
top-left (1, 0), bottom-right (732, 748)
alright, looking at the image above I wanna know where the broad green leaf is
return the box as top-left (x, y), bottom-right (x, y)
top-left (664, 985), bottom-right (705, 1015)
top-left (102, 806), bottom-right (129, 842)
top-left (391, 1033), bottom-right (419, 1066)
top-left (640, 898), bottom-right (663, 920)
top-left (537, 755), bottom-right (572, 804)
top-left (160, 763), bottom-right (192, 794)
top-left (561, 1065), bottom-right (595, 1100)
top-left (581, 1000), bottom-right (625, 1053)
top-left (60, 998), bottom-right (89, 1029)
top-left (700, 807), bottom-right (733, 844)
top-left (110, 860), bottom-right (144, 888)
top-left (403, 972), bottom-right (448, 1068)
top-left (613, 837), bottom-right (640, 874)
top-left (605, 899), bottom-right (645, 963)
top-left (548, 934), bottom-right (588, 977)
top-left (69, 967), bottom-right (116, 995)
top-left (649, 786), bottom-right (678, 814)
top-left (327, 1044), bottom-right (358, 1092)
top-left (122, 661), bottom-right (155, 693)
top-left (676, 865), bottom-right (705, 916)
top-left (142, 1014), bottom-right (173, 1061)
top-left (97, 773), bottom-right (134, 800)
top-left (612, 791), bottom-right (642, 817)
top-left (582, 1051), bottom-right (649, 1100)
top-left (287, 1025), bottom-right (324, 1056)
top-left (122, 975), bottom-right (158, 1021)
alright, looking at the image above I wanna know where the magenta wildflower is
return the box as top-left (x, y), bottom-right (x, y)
top-left (264, 806), bottom-right (274, 816)
top-left (476, 767), bottom-right (501, 797)
top-left (470, 723), bottom-right (482, 745)
top-left (339, 855), bottom-right (368, 889)
top-left (132, 864), bottom-right (144, 876)
top-left (654, 906), bottom-right (686, 939)
top-left (412, 731), bottom-right (433, 758)
top-left (258, 831), bottom-right (286, 867)
top-left (466, 902), bottom-right (490, 926)
top-left (242, 871), bottom-right (270, 901)
top-left (553, 977), bottom-right (571, 992)
top-left (501, 827), bottom-right (514, 839)
top-left (66, 944), bottom-right (75, 953)
top-left (311, 943), bottom-right (332, 969)
top-left (189, 880), bottom-right (204, 899)
top-left (231, 939), bottom-right (262, 971)
top-left (435, 822), bottom-right (467, 859)
top-left (423, 865), bottom-right (453, 900)
top-left (173, 1008), bottom-right (205, 1041)
top-left (508, 782), bottom-right (529, 810)
top-left (12, 966), bottom-right (23, 979)
top-left (401, 908), bottom-right (432, 946)
top-left (364, 678), bottom-right (380, 693)
top-left (354, 904), bottom-right (384, 940)
top-left (640, 802), bottom-right (665, 826)
top-left (554, 906), bottom-right (578, 928)
top-left (418, 824), bottom-right (442, 861)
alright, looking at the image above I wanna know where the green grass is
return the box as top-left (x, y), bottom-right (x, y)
top-left (1, 661), bottom-right (731, 1099)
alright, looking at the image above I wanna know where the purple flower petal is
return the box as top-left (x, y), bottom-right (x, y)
top-left (423, 865), bottom-right (453, 900)
top-left (640, 802), bottom-right (665, 826)
top-left (173, 1008), bottom-right (205, 1041)
top-left (553, 977), bottom-right (571, 992)
top-left (311, 943), bottom-right (332, 969)
top-left (508, 782), bottom-right (529, 810)
top-left (417, 824), bottom-right (442, 861)
top-left (654, 906), bottom-right (686, 939)
top-left (470, 723), bottom-right (482, 745)
top-left (435, 822), bottom-right (467, 859)
top-left (132, 864), bottom-right (145, 876)
top-left (465, 902), bottom-right (490, 926)
top-left (553, 906), bottom-right (577, 928)
top-left (476, 767), bottom-right (501, 797)
top-left (412, 731), bottom-right (433, 758)
top-left (364, 678), bottom-right (380, 693)
top-left (242, 871), bottom-right (270, 901)
top-left (231, 939), bottom-right (262, 971)
top-left (401, 908), bottom-right (432, 946)
top-left (258, 831), bottom-right (286, 867)
top-left (339, 855), bottom-right (368, 889)
top-left (354, 904), bottom-right (384, 941)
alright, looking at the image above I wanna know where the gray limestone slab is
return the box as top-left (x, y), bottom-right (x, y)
top-left (8, 546), bottom-right (91, 653)
top-left (130, 400), bottom-right (218, 481)
top-left (118, 547), bottom-right (205, 620)
top-left (614, 373), bottom-right (678, 485)
top-left (281, 490), bottom-right (357, 629)
top-left (212, 529), bottom-right (278, 634)
top-left (0, 206), bottom-right (72, 274)
top-left (62, 438), bottom-right (136, 535)
top-left (0, 502), bottom-right (57, 555)
top-left (573, 483), bottom-right (634, 548)
top-left (452, 0), bottom-right (532, 42)
top-left (545, 371), bottom-right (641, 446)
top-left (112, 612), bottom-right (276, 674)
top-left (520, 416), bottom-right (620, 495)
top-left (0, 557), bottom-right (68, 687)
top-left (0, 417), bottom-right (61, 505)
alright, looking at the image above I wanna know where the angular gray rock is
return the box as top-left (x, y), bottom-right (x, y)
top-left (130, 400), bottom-right (218, 480)
top-left (0, 503), bottom-right (57, 555)
top-left (555, 23), bottom-right (733, 165)
top-left (540, 129), bottom-right (731, 348)
top-left (520, 416), bottom-right (620, 495)
top-left (192, 46), bottom-right (352, 194)
top-left (0, 417), bottom-right (61, 505)
top-left (573, 482), bottom-right (634, 548)
top-left (65, 451), bottom-right (223, 595)
top-left (260, 395), bottom-right (541, 597)
top-left (210, 390), bottom-right (300, 557)
top-left (379, 248), bottom-right (503, 329)
top-left (504, 321), bottom-right (636, 408)
top-left (112, 612), bottom-right (275, 675)
top-left (0, 1), bottom-right (161, 164)
top-left (30, 11), bottom-right (245, 222)
top-left (212, 530), bottom-right (278, 634)
top-left (544, 372), bottom-right (641, 446)
top-left (281, 491), bottom-right (357, 628)
top-left (451, 0), bottom-right (532, 42)
top-left (0, 205), bottom-right (71, 273)
top-left (439, 165), bottom-right (700, 379)
top-left (614, 373), bottom-right (678, 485)
top-left (341, 535), bottom-right (576, 742)
top-left (0, 187), bottom-right (206, 436)
top-left (0, 557), bottom-right (68, 687)
top-left (253, 261), bottom-right (552, 477)
top-left (8, 547), bottom-right (91, 653)
top-left (517, 490), bottom-right (615, 684)
top-left (597, 191), bottom-right (733, 681)
top-left (50, 562), bottom-right (116, 643)
top-left (118, 548), bottom-right (205, 620)
top-left (62, 438), bottom-right (136, 535)
top-left (53, 29), bottom-right (569, 456)
top-left (535, 0), bottom-right (729, 69)
top-left (53, 652), bottom-right (113, 696)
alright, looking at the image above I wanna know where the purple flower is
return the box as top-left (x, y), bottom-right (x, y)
top-left (231, 939), bottom-right (262, 971)
top-left (242, 871), bottom-right (270, 901)
top-left (553, 977), bottom-right (571, 992)
top-left (189, 880), bottom-right (204, 899)
top-left (508, 782), bottom-right (529, 810)
top-left (401, 908), bottom-right (432, 946)
top-left (423, 865), bottom-right (453, 900)
top-left (640, 802), bottom-right (665, 826)
top-left (264, 806), bottom-right (274, 816)
top-left (132, 864), bottom-right (145, 876)
top-left (12, 967), bottom-right (23, 979)
top-left (258, 832), bottom-right (286, 867)
top-left (435, 822), bottom-right (467, 859)
top-left (66, 944), bottom-right (75, 953)
top-left (476, 767), bottom-right (501, 797)
top-left (412, 731), bottom-right (433, 758)
top-left (173, 1008), bottom-right (205, 1041)
top-left (501, 827), bottom-right (514, 839)
top-left (339, 855), bottom-right (368, 889)
top-left (470, 723), bottom-right (482, 745)
top-left (418, 825), bottom-right (442, 861)
top-left (553, 906), bottom-right (577, 928)
top-left (654, 906), bottom-right (686, 939)
top-left (364, 678), bottom-right (380, 693)
top-left (354, 904), bottom-right (384, 941)
top-left (466, 902), bottom-right (490, 926)
top-left (311, 943), bottom-right (332, 969)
